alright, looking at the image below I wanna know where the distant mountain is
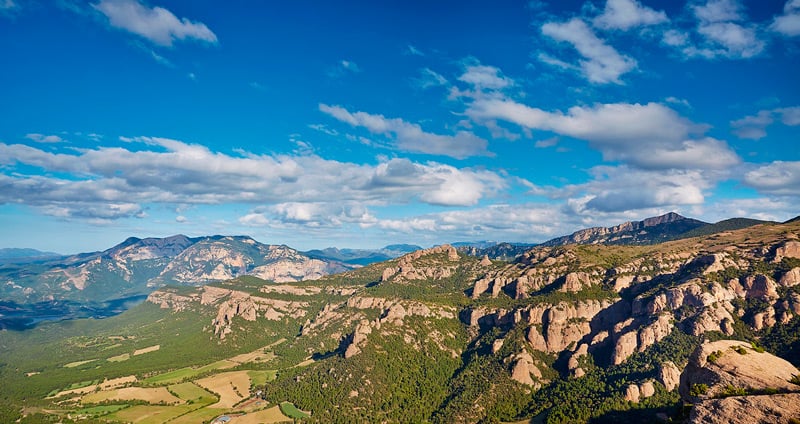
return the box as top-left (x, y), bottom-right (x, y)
top-left (455, 242), bottom-right (537, 261)
top-left (0, 248), bottom-right (62, 264)
top-left (674, 217), bottom-right (775, 239)
top-left (303, 244), bottom-right (421, 265)
top-left (0, 235), bottom-right (356, 328)
top-left (540, 212), bottom-right (708, 246)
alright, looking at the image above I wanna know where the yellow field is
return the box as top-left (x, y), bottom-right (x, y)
top-left (107, 353), bottom-right (130, 362)
top-left (133, 345), bottom-right (161, 355)
top-left (230, 406), bottom-right (292, 423)
top-left (228, 348), bottom-right (276, 364)
top-left (100, 375), bottom-right (137, 389)
top-left (64, 359), bottom-right (95, 368)
top-left (168, 406), bottom-right (227, 424)
top-left (106, 405), bottom-right (191, 423)
top-left (82, 387), bottom-right (182, 405)
top-left (196, 371), bottom-right (252, 409)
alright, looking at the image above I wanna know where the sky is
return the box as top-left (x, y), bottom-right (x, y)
top-left (1, 0), bottom-right (799, 254)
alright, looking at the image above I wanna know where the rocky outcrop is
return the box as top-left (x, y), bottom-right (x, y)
top-left (524, 299), bottom-right (617, 353)
top-left (510, 351), bottom-right (542, 387)
top-left (688, 393), bottom-right (800, 424)
top-left (679, 340), bottom-right (800, 403)
top-left (611, 314), bottom-right (672, 365)
top-left (659, 361), bottom-right (682, 392)
top-left (146, 289), bottom-right (199, 312)
top-left (344, 320), bottom-right (373, 359)
top-left (773, 241), bottom-right (800, 262)
top-left (558, 272), bottom-right (594, 293)
top-left (201, 286), bottom-right (309, 338)
top-left (741, 274), bottom-right (779, 300)
top-left (624, 380), bottom-right (656, 403)
top-left (779, 267), bottom-right (800, 287)
top-left (380, 245), bottom-right (460, 283)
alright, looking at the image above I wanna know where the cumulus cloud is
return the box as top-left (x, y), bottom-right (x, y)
top-left (457, 64), bottom-right (514, 91)
top-left (743, 161), bottom-right (800, 196)
top-left (731, 106), bottom-right (800, 139)
top-left (771, 0), bottom-right (800, 36)
top-left (686, 0), bottom-right (765, 59)
top-left (93, 0), bottom-right (217, 47)
top-left (25, 133), bottom-right (64, 143)
top-left (239, 202), bottom-right (377, 229)
top-left (0, 138), bottom-right (507, 220)
top-left (540, 18), bottom-right (636, 84)
top-left (593, 0), bottom-right (668, 30)
top-left (319, 104), bottom-right (492, 159)
top-left (466, 99), bottom-right (739, 170)
top-left (576, 166), bottom-right (711, 212)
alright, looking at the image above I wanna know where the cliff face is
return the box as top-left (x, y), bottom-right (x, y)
top-left (679, 340), bottom-right (800, 423)
top-left (540, 212), bottom-right (707, 246)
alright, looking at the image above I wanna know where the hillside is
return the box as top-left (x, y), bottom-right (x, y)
top-left (1, 219), bottom-right (800, 423)
top-left (456, 241), bottom-right (537, 261)
top-left (0, 235), bottom-right (355, 329)
top-left (303, 244), bottom-right (421, 265)
top-left (541, 212), bottom-right (708, 246)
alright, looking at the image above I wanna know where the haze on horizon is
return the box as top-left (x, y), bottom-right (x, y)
top-left (1, 0), bottom-right (798, 254)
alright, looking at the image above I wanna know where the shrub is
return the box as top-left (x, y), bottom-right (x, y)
top-left (706, 350), bottom-right (723, 363)
top-left (733, 346), bottom-right (747, 355)
top-left (689, 383), bottom-right (708, 397)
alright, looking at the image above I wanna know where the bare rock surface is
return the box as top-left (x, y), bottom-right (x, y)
top-left (679, 340), bottom-right (800, 403)
top-left (689, 393), bottom-right (800, 424)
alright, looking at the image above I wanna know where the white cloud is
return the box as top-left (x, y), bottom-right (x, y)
top-left (175, 215), bottom-right (187, 223)
top-left (778, 106), bottom-right (800, 125)
top-left (743, 161), bottom-right (800, 196)
top-left (730, 106), bottom-right (800, 139)
top-left (327, 59), bottom-right (361, 78)
top-left (687, 0), bottom-right (765, 59)
top-left (731, 110), bottom-right (773, 139)
top-left (771, 0), bottom-right (800, 36)
top-left (466, 98), bottom-right (738, 170)
top-left (25, 133), bottom-right (64, 143)
top-left (93, 0), bottom-right (217, 47)
top-left (458, 64), bottom-right (513, 91)
top-left (576, 166), bottom-right (711, 212)
top-left (319, 104), bottom-right (492, 159)
top-left (593, 0), bottom-right (668, 30)
top-left (540, 18), bottom-right (636, 84)
top-left (693, 0), bottom-right (742, 22)
top-left (662, 29), bottom-right (689, 46)
top-left (405, 44), bottom-right (424, 56)
top-left (0, 138), bottom-right (508, 220)
top-left (414, 68), bottom-right (448, 89)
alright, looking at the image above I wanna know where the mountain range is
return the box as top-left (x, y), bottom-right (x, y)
top-left (0, 235), bottom-right (360, 329)
top-left (1, 213), bottom-right (798, 423)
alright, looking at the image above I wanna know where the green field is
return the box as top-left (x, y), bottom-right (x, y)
top-left (280, 401), bottom-right (310, 419)
top-left (168, 382), bottom-right (218, 403)
top-left (248, 370), bottom-right (277, 386)
top-left (141, 360), bottom-right (236, 385)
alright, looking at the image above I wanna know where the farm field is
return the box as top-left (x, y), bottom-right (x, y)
top-left (35, 338), bottom-right (295, 423)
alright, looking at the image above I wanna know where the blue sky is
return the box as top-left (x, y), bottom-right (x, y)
top-left (1, 0), bottom-right (799, 254)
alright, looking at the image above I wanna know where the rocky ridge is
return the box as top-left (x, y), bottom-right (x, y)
top-left (679, 340), bottom-right (800, 423)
